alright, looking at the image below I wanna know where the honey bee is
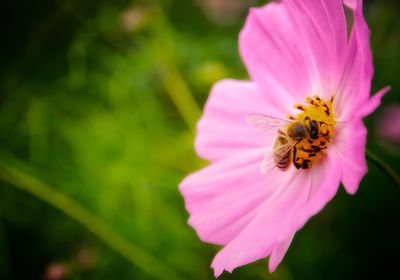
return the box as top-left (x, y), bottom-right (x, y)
top-left (245, 113), bottom-right (330, 173)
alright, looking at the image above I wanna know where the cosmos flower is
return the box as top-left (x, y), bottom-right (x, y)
top-left (179, 0), bottom-right (390, 277)
top-left (45, 262), bottom-right (67, 280)
top-left (376, 105), bottom-right (400, 145)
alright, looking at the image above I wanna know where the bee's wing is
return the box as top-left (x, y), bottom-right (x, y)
top-left (245, 113), bottom-right (291, 133)
top-left (260, 139), bottom-right (299, 174)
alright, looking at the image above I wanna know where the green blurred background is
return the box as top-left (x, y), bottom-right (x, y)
top-left (0, 0), bottom-right (399, 279)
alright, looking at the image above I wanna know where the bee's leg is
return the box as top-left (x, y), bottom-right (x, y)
top-left (292, 147), bottom-right (302, 169)
top-left (294, 161), bottom-right (302, 169)
top-left (302, 159), bottom-right (311, 169)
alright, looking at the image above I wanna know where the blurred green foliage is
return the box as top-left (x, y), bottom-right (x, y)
top-left (0, 0), bottom-right (399, 279)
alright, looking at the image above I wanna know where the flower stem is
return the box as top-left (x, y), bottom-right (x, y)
top-left (366, 149), bottom-right (400, 190)
top-left (0, 157), bottom-right (185, 280)
top-left (150, 6), bottom-right (201, 132)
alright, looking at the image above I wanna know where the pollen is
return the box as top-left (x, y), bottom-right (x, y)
top-left (288, 95), bottom-right (336, 169)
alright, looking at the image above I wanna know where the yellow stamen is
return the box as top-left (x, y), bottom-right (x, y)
top-left (291, 95), bottom-right (336, 169)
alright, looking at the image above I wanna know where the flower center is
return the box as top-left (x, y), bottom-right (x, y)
top-left (285, 95), bottom-right (336, 169)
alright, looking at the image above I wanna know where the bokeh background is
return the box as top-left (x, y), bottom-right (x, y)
top-left (0, 0), bottom-right (399, 279)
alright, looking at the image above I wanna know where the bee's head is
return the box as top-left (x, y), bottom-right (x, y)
top-left (303, 116), bottom-right (319, 139)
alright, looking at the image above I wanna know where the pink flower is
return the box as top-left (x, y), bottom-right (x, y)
top-left (376, 105), bottom-right (400, 144)
top-left (45, 262), bottom-right (67, 280)
top-left (179, 0), bottom-right (390, 277)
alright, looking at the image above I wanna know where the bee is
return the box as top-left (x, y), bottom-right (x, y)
top-left (245, 113), bottom-right (329, 173)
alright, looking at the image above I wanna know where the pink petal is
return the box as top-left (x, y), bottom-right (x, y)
top-left (283, 0), bottom-right (348, 96)
top-left (268, 152), bottom-right (343, 273)
top-left (358, 86), bottom-right (391, 117)
top-left (239, 0), bottom-right (347, 103)
top-left (195, 79), bottom-right (285, 162)
top-left (331, 119), bottom-right (368, 194)
top-left (333, 0), bottom-right (389, 120)
top-left (334, 12), bottom-right (369, 118)
top-left (269, 234), bottom-right (294, 273)
top-left (334, 1), bottom-right (390, 120)
top-left (306, 152), bottom-right (342, 216)
top-left (342, 0), bottom-right (362, 10)
top-left (211, 154), bottom-right (342, 276)
top-left (180, 148), bottom-right (279, 245)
